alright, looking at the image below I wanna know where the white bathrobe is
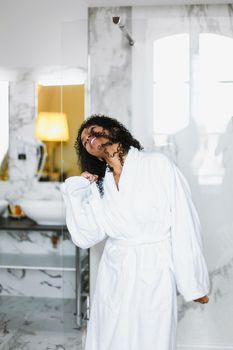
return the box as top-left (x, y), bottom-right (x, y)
top-left (61, 146), bottom-right (210, 350)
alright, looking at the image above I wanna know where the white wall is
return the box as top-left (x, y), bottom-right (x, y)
top-left (0, 0), bottom-right (88, 67)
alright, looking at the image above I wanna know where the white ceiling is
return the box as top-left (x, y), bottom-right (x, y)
top-left (87, 0), bottom-right (230, 7)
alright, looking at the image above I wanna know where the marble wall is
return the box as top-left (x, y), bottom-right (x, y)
top-left (9, 71), bottom-right (37, 184)
top-left (88, 6), bottom-right (132, 126)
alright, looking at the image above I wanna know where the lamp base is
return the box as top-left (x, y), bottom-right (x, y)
top-left (46, 141), bottom-right (57, 181)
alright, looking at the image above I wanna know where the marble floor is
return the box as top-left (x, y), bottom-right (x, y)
top-left (0, 296), bottom-right (84, 350)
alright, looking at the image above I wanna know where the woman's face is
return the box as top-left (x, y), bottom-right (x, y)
top-left (80, 125), bottom-right (110, 158)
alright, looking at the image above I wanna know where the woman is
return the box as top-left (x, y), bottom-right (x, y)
top-left (61, 115), bottom-right (210, 350)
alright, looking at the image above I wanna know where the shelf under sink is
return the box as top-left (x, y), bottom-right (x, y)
top-left (0, 253), bottom-right (76, 271)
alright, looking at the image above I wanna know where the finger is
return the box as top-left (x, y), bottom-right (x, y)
top-left (82, 172), bottom-right (92, 178)
top-left (194, 296), bottom-right (209, 304)
top-left (81, 174), bottom-right (93, 182)
top-left (90, 176), bottom-right (98, 183)
top-left (82, 174), bottom-right (91, 180)
top-left (81, 172), bottom-right (98, 183)
top-left (201, 296), bottom-right (209, 303)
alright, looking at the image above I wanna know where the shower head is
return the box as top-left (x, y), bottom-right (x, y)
top-left (112, 16), bottom-right (121, 25)
top-left (112, 16), bottom-right (135, 46)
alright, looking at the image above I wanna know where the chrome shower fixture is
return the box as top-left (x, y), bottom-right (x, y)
top-left (112, 16), bottom-right (135, 46)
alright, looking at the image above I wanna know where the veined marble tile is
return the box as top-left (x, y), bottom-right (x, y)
top-left (88, 7), bottom-right (132, 128)
top-left (0, 230), bottom-right (75, 255)
top-left (0, 296), bottom-right (84, 350)
top-left (0, 230), bottom-right (76, 298)
top-left (0, 269), bottom-right (75, 298)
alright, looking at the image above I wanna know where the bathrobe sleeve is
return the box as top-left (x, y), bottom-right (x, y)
top-left (161, 155), bottom-right (210, 302)
top-left (60, 176), bottom-right (107, 249)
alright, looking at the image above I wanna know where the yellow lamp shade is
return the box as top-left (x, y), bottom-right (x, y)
top-left (36, 112), bottom-right (69, 142)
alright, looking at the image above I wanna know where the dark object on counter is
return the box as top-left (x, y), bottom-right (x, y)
top-left (51, 234), bottom-right (60, 248)
top-left (8, 204), bottom-right (25, 219)
top-left (18, 153), bottom-right (26, 160)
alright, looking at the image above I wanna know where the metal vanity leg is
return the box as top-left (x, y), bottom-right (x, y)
top-left (75, 246), bottom-right (82, 328)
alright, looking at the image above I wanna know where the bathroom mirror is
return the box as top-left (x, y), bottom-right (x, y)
top-left (0, 66), bottom-right (86, 183)
top-left (0, 80), bottom-right (9, 181)
top-left (36, 83), bottom-right (84, 181)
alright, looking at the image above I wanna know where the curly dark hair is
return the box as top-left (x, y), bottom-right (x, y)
top-left (75, 114), bottom-right (143, 196)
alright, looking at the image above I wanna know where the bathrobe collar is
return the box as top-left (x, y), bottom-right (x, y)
top-left (105, 146), bottom-right (140, 195)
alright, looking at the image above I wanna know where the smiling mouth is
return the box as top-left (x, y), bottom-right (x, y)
top-left (90, 137), bottom-right (96, 145)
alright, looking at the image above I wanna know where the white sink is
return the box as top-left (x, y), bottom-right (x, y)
top-left (0, 199), bottom-right (8, 216)
top-left (19, 200), bottom-right (66, 226)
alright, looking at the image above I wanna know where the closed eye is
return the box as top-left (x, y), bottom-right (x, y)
top-left (81, 137), bottom-right (87, 147)
top-left (82, 126), bottom-right (96, 147)
top-left (88, 126), bottom-right (95, 135)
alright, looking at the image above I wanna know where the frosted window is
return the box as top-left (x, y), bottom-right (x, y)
top-left (199, 34), bottom-right (233, 133)
top-left (153, 34), bottom-right (190, 134)
top-left (197, 34), bottom-right (233, 184)
top-left (152, 32), bottom-right (233, 185)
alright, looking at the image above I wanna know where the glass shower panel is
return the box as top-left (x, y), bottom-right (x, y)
top-left (132, 6), bottom-right (233, 347)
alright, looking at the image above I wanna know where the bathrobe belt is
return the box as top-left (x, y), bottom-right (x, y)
top-left (106, 232), bottom-right (175, 274)
top-left (107, 232), bottom-right (171, 247)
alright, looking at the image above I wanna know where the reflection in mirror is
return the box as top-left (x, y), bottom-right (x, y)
top-left (0, 81), bottom-right (9, 180)
top-left (36, 84), bottom-right (84, 181)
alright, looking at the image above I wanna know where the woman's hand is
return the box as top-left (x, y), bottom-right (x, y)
top-left (81, 171), bottom-right (98, 183)
top-left (193, 295), bottom-right (209, 304)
